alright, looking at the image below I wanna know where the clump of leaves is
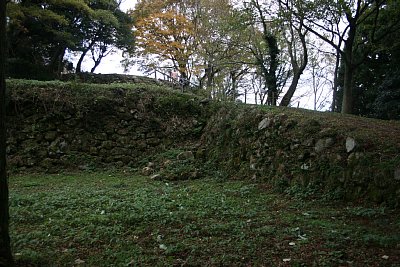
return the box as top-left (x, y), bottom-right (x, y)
top-left (159, 159), bottom-right (201, 181)
top-left (346, 206), bottom-right (386, 218)
top-left (139, 148), bottom-right (202, 181)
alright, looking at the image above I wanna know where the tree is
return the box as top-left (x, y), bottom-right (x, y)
top-left (7, 0), bottom-right (134, 78)
top-left (278, 0), bottom-right (308, 107)
top-left (134, 0), bottom-right (197, 86)
top-left (0, 0), bottom-right (14, 265)
top-left (350, 1), bottom-right (400, 119)
top-left (75, 0), bottom-right (135, 73)
top-left (195, 0), bottom-right (251, 100)
top-left (295, 0), bottom-right (399, 114)
top-left (243, 0), bottom-right (290, 106)
top-left (245, 0), bottom-right (279, 106)
top-left (308, 47), bottom-right (334, 110)
top-left (7, 0), bottom-right (93, 78)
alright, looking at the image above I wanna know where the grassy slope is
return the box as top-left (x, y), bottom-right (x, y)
top-left (9, 172), bottom-right (400, 266)
top-left (260, 105), bottom-right (400, 146)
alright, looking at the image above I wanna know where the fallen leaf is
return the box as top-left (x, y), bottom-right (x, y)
top-left (75, 259), bottom-right (85, 264)
top-left (126, 259), bottom-right (135, 266)
top-left (298, 234), bottom-right (308, 240)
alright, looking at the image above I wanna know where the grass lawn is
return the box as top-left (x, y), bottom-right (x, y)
top-left (9, 172), bottom-right (400, 266)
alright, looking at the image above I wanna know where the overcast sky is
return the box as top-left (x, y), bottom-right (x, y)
top-left (120, 0), bottom-right (136, 12)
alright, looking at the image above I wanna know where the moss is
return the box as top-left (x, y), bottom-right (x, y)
top-left (155, 93), bottom-right (200, 115)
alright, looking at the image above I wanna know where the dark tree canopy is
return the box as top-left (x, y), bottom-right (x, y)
top-left (6, 0), bottom-right (135, 79)
top-left (337, 0), bottom-right (400, 119)
top-left (75, 0), bottom-right (135, 73)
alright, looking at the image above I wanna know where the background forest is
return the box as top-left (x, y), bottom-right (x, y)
top-left (5, 0), bottom-right (400, 117)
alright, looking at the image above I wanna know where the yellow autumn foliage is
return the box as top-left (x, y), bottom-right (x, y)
top-left (134, 1), bottom-right (196, 76)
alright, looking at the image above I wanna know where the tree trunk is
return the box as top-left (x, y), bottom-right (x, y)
top-left (341, 63), bottom-right (354, 114)
top-left (280, 25), bottom-right (308, 107)
top-left (90, 45), bottom-right (110, 73)
top-left (0, 0), bottom-right (14, 265)
top-left (76, 48), bottom-right (90, 73)
top-left (49, 45), bottom-right (66, 77)
top-left (178, 64), bottom-right (190, 91)
top-left (231, 74), bottom-right (237, 101)
top-left (279, 73), bottom-right (301, 107)
top-left (266, 89), bottom-right (277, 106)
top-left (76, 41), bottom-right (96, 73)
top-left (341, 23), bottom-right (357, 114)
top-left (252, 1), bottom-right (280, 106)
top-left (331, 50), bottom-right (341, 112)
top-left (205, 65), bottom-right (214, 97)
top-left (90, 59), bottom-right (102, 73)
top-left (264, 34), bottom-right (279, 106)
top-left (56, 48), bottom-right (66, 76)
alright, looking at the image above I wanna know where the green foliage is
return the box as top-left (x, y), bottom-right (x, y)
top-left (155, 93), bottom-right (200, 115)
top-left (138, 148), bottom-right (203, 181)
top-left (160, 159), bottom-right (200, 181)
top-left (75, 0), bottom-right (135, 73)
top-left (284, 184), bottom-right (322, 199)
top-left (346, 207), bottom-right (386, 218)
top-left (6, 78), bottom-right (186, 131)
top-left (373, 71), bottom-right (400, 120)
top-left (7, 79), bottom-right (173, 97)
top-left (348, 0), bottom-right (400, 120)
top-left (6, 0), bottom-right (135, 79)
top-left (9, 172), bottom-right (400, 266)
top-left (361, 233), bottom-right (400, 248)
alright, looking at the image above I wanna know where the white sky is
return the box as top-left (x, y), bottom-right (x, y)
top-left (120, 0), bottom-right (137, 12)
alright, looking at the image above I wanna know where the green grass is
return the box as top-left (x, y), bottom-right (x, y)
top-left (9, 172), bottom-right (400, 266)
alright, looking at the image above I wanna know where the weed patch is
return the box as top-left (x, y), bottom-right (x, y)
top-left (9, 172), bottom-right (400, 266)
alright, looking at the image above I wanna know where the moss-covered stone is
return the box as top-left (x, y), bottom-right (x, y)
top-left (199, 105), bottom-right (400, 205)
top-left (6, 79), bottom-right (206, 173)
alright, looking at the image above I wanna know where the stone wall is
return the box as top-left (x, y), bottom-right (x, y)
top-left (6, 80), bottom-right (206, 172)
top-left (6, 79), bottom-right (400, 205)
top-left (199, 105), bottom-right (400, 206)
